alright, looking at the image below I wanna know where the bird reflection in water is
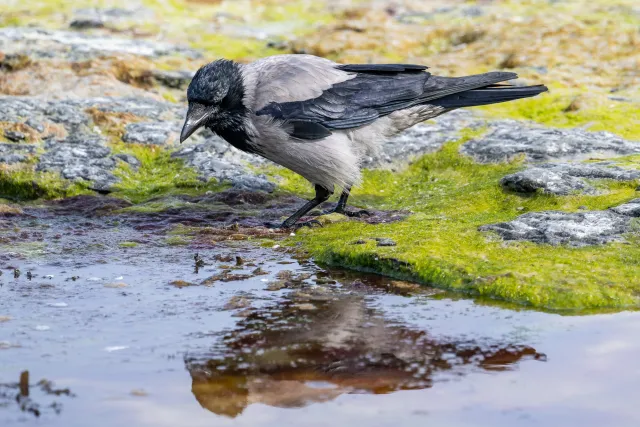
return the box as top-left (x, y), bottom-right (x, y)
top-left (185, 279), bottom-right (546, 418)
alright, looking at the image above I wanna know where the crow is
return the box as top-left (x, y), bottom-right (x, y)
top-left (180, 54), bottom-right (547, 229)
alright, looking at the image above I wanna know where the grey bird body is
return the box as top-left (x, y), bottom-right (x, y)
top-left (180, 54), bottom-right (547, 228)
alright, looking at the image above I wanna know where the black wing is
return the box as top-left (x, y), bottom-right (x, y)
top-left (256, 64), bottom-right (517, 140)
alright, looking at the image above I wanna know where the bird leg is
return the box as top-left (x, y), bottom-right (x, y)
top-left (323, 186), bottom-right (371, 218)
top-left (276, 184), bottom-right (333, 229)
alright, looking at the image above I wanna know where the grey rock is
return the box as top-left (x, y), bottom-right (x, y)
top-left (0, 143), bottom-right (36, 164)
top-left (44, 103), bottom-right (89, 128)
top-left (0, 97), bottom-right (44, 122)
top-left (69, 18), bottom-right (105, 30)
top-left (500, 162), bottom-right (640, 195)
top-left (74, 7), bottom-right (155, 21)
top-left (375, 238), bottom-right (397, 247)
top-left (0, 96), bottom-right (180, 128)
top-left (79, 97), bottom-right (178, 119)
top-left (479, 210), bottom-right (630, 246)
top-left (462, 121), bottom-right (640, 163)
top-left (610, 199), bottom-right (640, 217)
top-left (460, 6), bottom-right (484, 17)
top-left (113, 153), bottom-right (140, 168)
top-left (4, 130), bottom-right (26, 142)
top-left (71, 7), bottom-right (155, 30)
top-left (0, 96), bottom-right (191, 191)
top-left (36, 137), bottom-right (119, 191)
top-left (556, 162), bottom-right (640, 180)
top-left (0, 27), bottom-right (201, 61)
top-left (171, 136), bottom-right (275, 192)
top-left (25, 118), bottom-right (45, 133)
top-left (480, 196), bottom-right (640, 247)
top-left (123, 121), bottom-right (176, 145)
top-left (364, 109), bottom-right (481, 168)
top-left (231, 175), bottom-right (276, 192)
top-left (152, 70), bottom-right (194, 90)
top-left (501, 168), bottom-right (593, 195)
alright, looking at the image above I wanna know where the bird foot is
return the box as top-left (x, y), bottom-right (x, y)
top-left (323, 207), bottom-right (371, 218)
top-left (291, 219), bottom-right (323, 230)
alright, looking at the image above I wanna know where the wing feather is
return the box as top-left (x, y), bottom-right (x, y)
top-left (251, 57), bottom-right (519, 138)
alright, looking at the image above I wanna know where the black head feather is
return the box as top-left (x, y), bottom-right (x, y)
top-left (187, 59), bottom-right (245, 110)
top-left (184, 59), bottom-right (254, 153)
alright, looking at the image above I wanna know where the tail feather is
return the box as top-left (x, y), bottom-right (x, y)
top-left (430, 81), bottom-right (548, 109)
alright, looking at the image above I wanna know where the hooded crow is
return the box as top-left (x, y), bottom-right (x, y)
top-left (180, 54), bottom-right (547, 229)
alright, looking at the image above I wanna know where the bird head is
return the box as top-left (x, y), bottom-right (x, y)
top-left (180, 59), bottom-right (246, 143)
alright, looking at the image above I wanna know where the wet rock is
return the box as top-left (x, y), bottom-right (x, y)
top-left (0, 27), bottom-right (201, 61)
top-left (462, 121), bottom-right (640, 163)
top-left (169, 280), bottom-right (195, 288)
top-left (501, 162), bottom-right (640, 195)
top-left (4, 130), bottom-right (26, 142)
top-left (207, 189), bottom-right (271, 206)
top-left (479, 198), bottom-right (640, 246)
top-left (47, 195), bottom-right (133, 215)
top-left (122, 121), bottom-right (175, 145)
top-left (266, 280), bottom-right (286, 291)
top-left (152, 70), bottom-right (194, 90)
top-left (223, 296), bottom-right (251, 310)
top-left (171, 137), bottom-right (275, 192)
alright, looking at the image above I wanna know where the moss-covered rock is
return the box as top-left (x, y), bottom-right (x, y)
top-left (288, 138), bottom-right (640, 312)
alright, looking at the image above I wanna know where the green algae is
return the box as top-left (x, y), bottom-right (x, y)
top-left (109, 144), bottom-right (227, 204)
top-left (286, 138), bottom-right (640, 312)
top-left (0, 165), bottom-right (91, 201)
top-left (164, 236), bottom-right (190, 246)
top-left (119, 241), bottom-right (138, 248)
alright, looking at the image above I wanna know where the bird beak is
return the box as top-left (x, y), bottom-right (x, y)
top-left (180, 102), bottom-right (214, 143)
